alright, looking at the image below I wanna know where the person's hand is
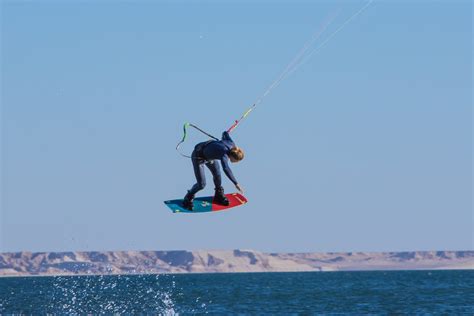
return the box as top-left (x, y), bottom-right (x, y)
top-left (235, 183), bottom-right (244, 195)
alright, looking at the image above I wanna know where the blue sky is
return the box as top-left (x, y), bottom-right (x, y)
top-left (1, 0), bottom-right (472, 253)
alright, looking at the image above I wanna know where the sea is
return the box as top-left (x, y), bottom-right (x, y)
top-left (0, 270), bottom-right (473, 314)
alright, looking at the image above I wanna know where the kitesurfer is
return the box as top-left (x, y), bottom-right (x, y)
top-left (183, 131), bottom-right (244, 211)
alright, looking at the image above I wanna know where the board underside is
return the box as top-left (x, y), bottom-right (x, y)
top-left (164, 193), bottom-right (247, 213)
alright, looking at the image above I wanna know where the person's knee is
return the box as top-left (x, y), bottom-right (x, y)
top-left (197, 180), bottom-right (206, 190)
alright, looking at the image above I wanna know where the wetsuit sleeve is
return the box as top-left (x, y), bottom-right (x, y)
top-left (222, 131), bottom-right (233, 142)
top-left (221, 155), bottom-right (238, 185)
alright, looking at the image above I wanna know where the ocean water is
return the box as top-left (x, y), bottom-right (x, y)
top-left (0, 270), bottom-right (473, 314)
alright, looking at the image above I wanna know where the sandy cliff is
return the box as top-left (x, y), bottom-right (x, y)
top-left (0, 250), bottom-right (472, 276)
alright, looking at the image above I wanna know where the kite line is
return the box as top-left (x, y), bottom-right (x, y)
top-left (176, 0), bottom-right (374, 157)
top-left (227, 0), bottom-right (374, 134)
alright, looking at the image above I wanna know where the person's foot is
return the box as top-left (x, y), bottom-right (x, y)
top-left (214, 187), bottom-right (230, 206)
top-left (183, 191), bottom-right (195, 211)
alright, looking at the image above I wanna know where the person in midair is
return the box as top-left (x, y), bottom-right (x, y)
top-left (183, 131), bottom-right (244, 211)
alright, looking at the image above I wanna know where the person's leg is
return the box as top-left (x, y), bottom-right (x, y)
top-left (183, 156), bottom-right (206, 210)
top-left (205, 160), bottom-right (222, 188)
top-left (206, 160), bottom-right (229, 206)
top-left (190, 158), bottom-right (206, 194)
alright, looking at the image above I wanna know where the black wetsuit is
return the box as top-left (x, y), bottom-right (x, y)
top-left (188, 131), bottom-right (238, 195)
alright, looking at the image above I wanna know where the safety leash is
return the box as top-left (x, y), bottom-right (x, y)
top-left (176, 123), bottom-right (219, 158)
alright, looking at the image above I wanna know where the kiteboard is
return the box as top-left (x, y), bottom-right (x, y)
top-left (164, 193), bottom-right (247, 214)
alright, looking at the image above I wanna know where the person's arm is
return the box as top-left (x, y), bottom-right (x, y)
top-left (220, 155), bottom-right (238, 185)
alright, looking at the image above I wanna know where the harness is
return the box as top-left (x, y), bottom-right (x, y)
top-left (193, 140), bottom-right (215, 161)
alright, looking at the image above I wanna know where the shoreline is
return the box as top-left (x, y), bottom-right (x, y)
top-left (1, 266), bottom-right (472, 279)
